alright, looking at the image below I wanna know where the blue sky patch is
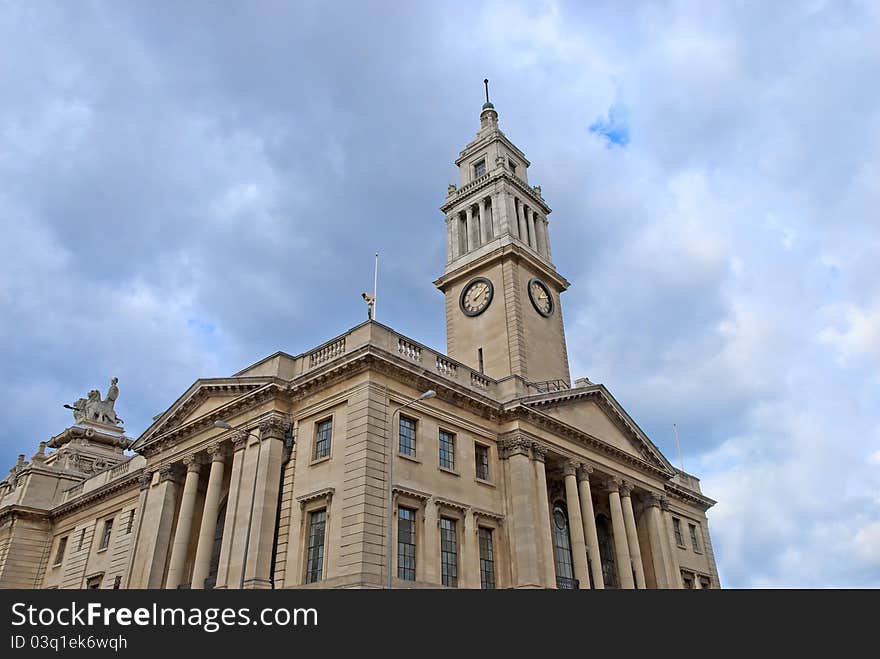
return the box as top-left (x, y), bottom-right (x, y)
top-left (589, 105), bottom-right (630, 147)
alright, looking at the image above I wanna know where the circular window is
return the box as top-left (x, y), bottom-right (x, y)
top-left (553, 507), bottom-right (567, 530)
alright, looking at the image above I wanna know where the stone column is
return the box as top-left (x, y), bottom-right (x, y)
top-left (645, 494), bottom-right (670, 588)
top-left (466, 205), bottom-right (477, 249)
top-left (493, 192), bottom-right (506, 237)
top-left (446, 214), bottom-right (456, 261)
top-left (542, 218), bottom-right (553, 260)
top-left (516, 199), bottom-right (527, 241)
top-left (423, 498), bottom-right (439, 584)
top-left (526, 206), bottom-right (537, 249)
top-left (620, 482), bottom-right (647, 589)
top-left (534, 213), bottom-right (545, 256)
top-left (563, 461), bottom-right (590, 589)
top-left (133, 465), bottom-right (181, 589)
top-left (243, 418), bottom-right (287, 589)
top-left (607, 478), bottom-right (635, 589)
top-left (501, 438), bottom-right (540, 587)
top-left (480, 198), bottom-right (490, 243)
top-left (166, 455), bottom-right (202, 589)
top-left (191, 443), bottom-right (227, 589)
top-left (214, 433), bottom-right (247, 589)
top-left (532, 443), bottom-right (557, 588)
top-left (577, 465), bottom-right (604, 589)
top-left (506, 194), bottom-right (519, 239)
top-left (463, 508), bottom-right (481, 589)
top-left (661, 497), bottom-right (684, 589)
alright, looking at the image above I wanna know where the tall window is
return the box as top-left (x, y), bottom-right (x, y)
top-left (440, 518), bottom-right (458, 587)
top-left (399, 416), bottom-right (417, 457)
top-left (53, 536), bottom-right (67, 566)
top-left (314, 418), bottom-right (332, 460)
top-left (479, 527), bottom-right (495, 590)
top-left (125, 509), bottom-right (135, 534)
top-left (689, 523), bottom-right (701, 552)
top-left (509, 160), bottom-right (517, 176)
top-left (475, 444), bottom-right (490, 481)
top-left (673, 517), bottom-right (684, 546)
top-left (552, 505), bottom-right (576, 589)
top-left (77, 528), bottom-right (85, 551)
top-left (473, 159), bottom-right (486, 178)
top-left (397, 507), bottom-right (416, 581)
top-left (305, 510), bottom-right (326, 583)
top-left (596, 514), bottom-right (617, 588)
top-left (98, 519), bottom-right (113, 550)
top-left (439, 430), bottom-right (455, 470)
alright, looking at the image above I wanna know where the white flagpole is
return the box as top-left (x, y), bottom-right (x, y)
top-left (373, 252), bottom-right (379, 321)
top-left (673, 423), bottom-right (684, 472)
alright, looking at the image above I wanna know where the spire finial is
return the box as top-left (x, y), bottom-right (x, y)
top-left (484, 78), bottom-right (490, 104)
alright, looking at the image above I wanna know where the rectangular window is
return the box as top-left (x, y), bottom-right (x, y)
top-left (53, 536), bottom-right (68, 566)
top-left (475, 444), bottom-right (490, 481)
top-left (397, 507), bottom-right (416, 581)
top-left (126, 510), bottom-right (135, 534)
top-left (314, 418), bottom-right (332, 460)
top-left (86, 575), bottom-right (102, 589)
top-left (673, 517), bottom-right (684, 546)
top-left (699, 576), bottom-right (711, 589)
top-left (99, 519), bottom-right (113, 550)
top-left (399, 416), bottom-right (417, 457)
top-left (440, 518), bottom-right (458, 587)
top-left (689, 523), bottom-right (701, 552)
top-left (479, 527), bottom-right (495, 590)
top-left (305, 509), bottom-right (326, 583)
top-left (509, 160), bottom-right (517, 176)
top-left (473, 159), bottom-right (486, 178)
top-left (439, 430), bottom-right (455, 470)
top-left (682, 572), bottom-right (695, 589)
top-left (77, 528), bottom-right (85, 551)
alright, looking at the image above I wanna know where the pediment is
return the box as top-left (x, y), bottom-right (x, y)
top-left (133, 377), bottom-right (272, 450)
top-left (523, 386), bottom-right (674, 473)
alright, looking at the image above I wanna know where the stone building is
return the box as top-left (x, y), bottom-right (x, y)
top-left (0, 95), bottom-right (719, 590)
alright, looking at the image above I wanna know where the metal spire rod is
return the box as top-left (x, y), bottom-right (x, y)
top-left (484, 78), bottom-right (490, 104)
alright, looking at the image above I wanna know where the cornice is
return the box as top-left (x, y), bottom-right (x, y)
top-left (434, 240), bottom-right (569, 292)
top-left (441, 169), bottom-right (550, 216)
top-left (392, 485), bottom-right (432, 502)
top-left (665, 482), bottom-right (717, 511)
top-left (296, 487), bottom-right (335, 506)
top-left (49, 469), bottom-right (144, 519)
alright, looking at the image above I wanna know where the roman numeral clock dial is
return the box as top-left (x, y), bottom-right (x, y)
top-left (528, 278), bottom-right (554, 317)
top-left (460, 277), bottom-right (494, 316)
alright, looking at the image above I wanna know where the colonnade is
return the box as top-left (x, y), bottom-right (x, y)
top-left (447, 193), bottom-right (551, 261)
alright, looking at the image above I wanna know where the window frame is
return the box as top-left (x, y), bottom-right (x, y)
top-left (98, 518), bottom-right (113, 551)
top-left (53, 535), bottom-right (68, 567)
top-left (688, 523), bottom-right (702, 553)
top-left (397, 506), bottom-right (418, 582)
top-left (672, 517), bottom-right (685, 547)
top-left (473, 158), bottom-right (487, 179)
top-left (474, 442), bottom-right (491, 482)
top-left (313, 416), bottom-right (333, 462)
top-left (304, 508), bottom-right (327, 584)
top-left (398, 415), bottom-right (418, 458)
top-left (478, 526), bottom-right (496, 590)
top-left (439, 517), bottom-right (459, 587)
top-left (438, 429), bottom-right (456, 472)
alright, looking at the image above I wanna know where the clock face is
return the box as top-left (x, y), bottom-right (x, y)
top-left (460, 277), bottom-right (494, 317)
top-left (528, 278), bottom-right (554, 317)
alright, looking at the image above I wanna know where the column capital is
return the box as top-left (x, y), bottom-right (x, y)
top-left (158, 463), bottom-right (180, 483)
top-left (563, 460), bottom-right (579, 477)
top-left (138, 470), bottom-right (154, 490)
top-left (648, 492), bottom-right (664, 508)
top-left (619, 481), bottom-right (634, 498)
top-left (660, 495), bottom-right (672, 511)
top-left (576, 462), bottom-right (594, 482)
top-left (232, 431), bottom-right (249, 452)
top-left (605, 476), bottom-right (623, 493)
top-left (182, 454), bottom-right (202, 473)
top-left (497, 437), bottom-right (531, 459)
top-left (205, 442), bottom-right (226, 463)
top-left (531, 442), bottom-right (548, 463)
top-left (259, 416), bottom-right (287, 441)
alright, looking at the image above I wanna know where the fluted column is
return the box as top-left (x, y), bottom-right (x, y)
top-left (463, 508), bottom-right (481, 589)
top-left (532, 444), bottom-right (557, 588)
top-left (166, 456), bottom-right (201, 589)
top-left (501, 438), bottom-right (540, 587)
top-left (214, 433), bottom-right (247, 589)
top-left (516, 199), bottom-right (527, 241)
top-left (563, 461), bottom-right (589, 589)
top-left (645, 495), bottom-right (670, 588)
top-left (446, 214), bottom-right (456, 261)
top-left (526, 206), bottom-right (537, 249)
top-left (620, 482), bottom-right (647, 589)
top-left (465, 205), bottom-right (477, 249)
top-left (493, 192), bottom-right (506, 237)
top-left (243, 418), bottom-right (287, 589)
top-left (191, 444), bottom-right (227, 589)
top-left (480, 198), bottom-right (492, 243)
top-left (534, 213), bottom-right (545, 256)
top-left (661, 497), bottom-right (684, 588)
top-left (541, 218), bottom-right (552, 260)
top-left (423, 498), bottom-right (439, 584)
top-left (607, 478), bottom-right (635, 589)
top-left (577, 465), bottom-right (604, 589)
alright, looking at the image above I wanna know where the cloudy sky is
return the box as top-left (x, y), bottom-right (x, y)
top-left (2, 0), bottom-right (878, 587)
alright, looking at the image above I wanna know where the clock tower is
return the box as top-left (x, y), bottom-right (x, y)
top-left (435, 84), bottom-right (571, 386)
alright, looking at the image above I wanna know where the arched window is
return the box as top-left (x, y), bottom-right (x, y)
top-left (552, 504), bottom-right (577, 589)
top-left (596, 514), bottom-right (617, 588)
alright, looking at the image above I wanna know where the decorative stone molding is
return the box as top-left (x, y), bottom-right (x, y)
top-left (659, 495), bottom-right (672, 512)
top-left (158, 464), bottom-right (179, 483)
top-left (231, 432), bottom-right (249, 452)
top-left (576, 462), bottom-right (594, 482)
top-left (619, 481), bottom-right (634, 498)
top-left (647, 493), bottom-right (663, 508)
top-left (139, 470), bottom-right (154, 491)
top-left (605, 476), bottom-right (622, 493)
top-left (205, 442), bottom-right (226, 463)
top-left (391, 485), bottom-right (432, 502)
top-left (531, 442), bottom-right (548, 463)
top-left (183, 454), bottom-right (202, 473)
top-left (296, 487), bottom-right (335, 509)
top-left (563, 460), bottom-right (579, 477)
top-left (434, 497), bottom-right (470, 513)
top-left (259, 416), bottom-right (287, 441)
top-left (472, 507), bottom-right (505, 523)
top-left (497, 437), bottom-right (531, 459)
